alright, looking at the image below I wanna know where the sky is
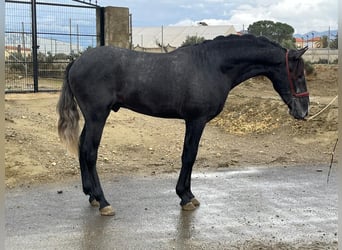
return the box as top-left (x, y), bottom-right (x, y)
top-left (101, 0), bottom-right (338, 34)
top-left (4, 0), bottom-right (338, 52)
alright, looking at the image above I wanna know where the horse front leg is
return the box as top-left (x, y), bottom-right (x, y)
top-left (79, 118), bottom-right (114, 216)
top-left (176, 120), bottom-right (206, 211)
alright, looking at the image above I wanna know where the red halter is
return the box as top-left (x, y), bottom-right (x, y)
top-left (285, 50), bottom-right (309, 97)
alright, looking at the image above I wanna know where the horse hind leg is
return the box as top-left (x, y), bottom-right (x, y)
top-left (79, 114), bottom-right (114, 216)
top-left (79, 125), bottom-right (100, 207)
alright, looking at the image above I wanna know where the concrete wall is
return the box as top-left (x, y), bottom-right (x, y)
top-left (302, 48), bottom-right (338, 63)
top-left (97, 6), bottom-right (130, 48)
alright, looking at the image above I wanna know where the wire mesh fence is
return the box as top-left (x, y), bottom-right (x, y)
top-left (5, 0), bottom-right (99, 92)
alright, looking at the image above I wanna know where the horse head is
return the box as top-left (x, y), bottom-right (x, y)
top-left (270, 47), bottom-right (309, 120)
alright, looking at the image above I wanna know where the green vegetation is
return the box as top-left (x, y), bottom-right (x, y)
top-left (181, 35), bottom-right (205, 47)
top-left (329, 34), bottom-right (338, 49)
top-left (247, 20), bottom-right (295, 48)
top-left (304, 61), bottom-right (315, 75)
top-left (6, 47), bottom-right (92, 79)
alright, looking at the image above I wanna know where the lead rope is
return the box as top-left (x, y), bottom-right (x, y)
top-left (307, 95), bottom-right (338, 121)
top-left (305, 95), bottom-right (338, 183)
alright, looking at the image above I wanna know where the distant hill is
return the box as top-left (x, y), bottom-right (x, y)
top-left (294, 30), bottom-right (338, 39)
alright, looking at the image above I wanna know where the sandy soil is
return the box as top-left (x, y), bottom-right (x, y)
top-left (5, 64), bottom-right (338, 188)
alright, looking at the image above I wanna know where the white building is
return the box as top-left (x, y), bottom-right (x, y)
top-left (5, 33), bottom-right (83, 57)
top-left (132, 25), bottom-right (237, 53)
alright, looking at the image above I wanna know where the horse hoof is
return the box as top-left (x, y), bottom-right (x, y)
top-left (90, 199), bottom-right (100, 207)
top-left (191, 198), bottom-right (200, 207)
top-left (100, 205), bottom-right (115, 216)
top-left (182, 202), bottom-right (196, 211)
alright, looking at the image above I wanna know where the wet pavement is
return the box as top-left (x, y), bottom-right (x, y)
top-left (6, 165), bottom-right (338, 249)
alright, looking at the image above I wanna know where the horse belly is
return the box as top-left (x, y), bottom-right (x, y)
top-left (122, 89), bottom-right (184, 119)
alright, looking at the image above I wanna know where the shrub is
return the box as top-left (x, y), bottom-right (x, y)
top-left (316, 58), bottom-right (328, 64)
top-left (304, 61), bottom-right (315, 75)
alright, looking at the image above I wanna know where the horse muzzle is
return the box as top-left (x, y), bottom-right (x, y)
top-left (288, 96), bottom-right (309, 120)
top-left (290, 110), bottom-right (308, 120)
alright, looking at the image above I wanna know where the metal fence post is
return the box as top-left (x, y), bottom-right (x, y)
top-left (31, 0), bottom-right (39, 92)
top-left (99, 7), bottom-right (105, 46)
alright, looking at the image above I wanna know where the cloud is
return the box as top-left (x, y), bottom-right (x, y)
top-left (103, 0), bottom-right (337, 33)
top-left (171, 18), bottom-right (232, 26)
top-left (172, 0), bottom-right (337, 33)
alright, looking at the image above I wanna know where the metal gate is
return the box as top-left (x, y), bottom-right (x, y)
top-left (5, 0), bottom-right (100, 93)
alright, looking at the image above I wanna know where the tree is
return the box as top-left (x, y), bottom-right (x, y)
top-left (247, 20), bottom-right (295, 48)
top-left (281, 38), bottom-right (296, 49)
top-left (329, 34), bottom-right (338, 49)
top-left (54, 53), bottom-right (69, 60)
top-left (321, 35), bottom-right (328, 48)
top-left (181, 35), bottom-right (205, 47)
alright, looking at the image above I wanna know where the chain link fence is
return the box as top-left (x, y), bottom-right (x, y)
top-left (5, 0), bottom-right (100, 92)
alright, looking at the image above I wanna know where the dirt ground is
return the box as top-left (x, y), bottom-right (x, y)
top-left (5, 64), bottom-right (338, 188)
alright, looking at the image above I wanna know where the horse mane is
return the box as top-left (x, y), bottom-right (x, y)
top-left (182, 34), bottom-right (283, 50)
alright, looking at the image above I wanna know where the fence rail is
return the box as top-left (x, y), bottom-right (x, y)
top-left (5, 0), bottom-right (100, 93)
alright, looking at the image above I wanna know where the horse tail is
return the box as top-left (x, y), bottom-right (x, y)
top-left (57, 61), bottom-right (80, 156)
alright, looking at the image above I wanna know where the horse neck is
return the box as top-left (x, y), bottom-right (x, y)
top-left (230, 63), bottom-right (270, 87)
top-left (212, 45), bottom-right (283, 88)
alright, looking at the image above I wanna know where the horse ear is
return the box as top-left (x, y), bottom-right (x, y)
top-left (289, 46), bottom-right (308, 60)
top-left (299, 46), bottom-right (309, 55)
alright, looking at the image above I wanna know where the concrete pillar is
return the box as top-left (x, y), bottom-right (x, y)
top-left (97, 6), bottom-right (130, 48)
